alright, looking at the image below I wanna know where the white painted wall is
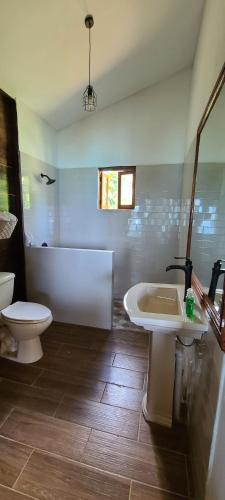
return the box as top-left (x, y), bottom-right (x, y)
top-left (57, 69), bottom-right (191, 168)
top-left (16, 100), bottom-right (57, 167)
top-left (185, 0), bottom-right (225, 150)
top-left (179, 0), bottom-right (225, 498)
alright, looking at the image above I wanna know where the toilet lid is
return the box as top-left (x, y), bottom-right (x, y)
top-left (2, 301), bottom-right (51, 322)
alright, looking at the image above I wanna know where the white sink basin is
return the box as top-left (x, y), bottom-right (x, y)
top-left (124, 282), bottom-right (207, 333)
top-left (124, 282), bottom-right (208, 428)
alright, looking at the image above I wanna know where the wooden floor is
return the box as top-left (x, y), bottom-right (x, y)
top-left (0, 322), bottom-right (192, 500)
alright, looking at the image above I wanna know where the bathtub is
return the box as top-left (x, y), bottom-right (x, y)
top-left (25, 246), bottom-right (114, 330)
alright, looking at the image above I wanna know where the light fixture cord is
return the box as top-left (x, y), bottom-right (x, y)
top-left (89, 26), bottom-right (91, 86)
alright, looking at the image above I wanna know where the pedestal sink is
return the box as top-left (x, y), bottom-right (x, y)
top-left (124, 283), bottom-right (208, 428)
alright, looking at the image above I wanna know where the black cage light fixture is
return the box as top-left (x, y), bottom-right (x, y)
top-left (83, 14), bottom-right (97, 112)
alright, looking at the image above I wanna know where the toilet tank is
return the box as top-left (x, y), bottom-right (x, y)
top-left (0, 272), bottom-right (15, 311)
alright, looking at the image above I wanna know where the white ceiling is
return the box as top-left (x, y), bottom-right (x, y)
top-left (0, 0), bottom-right (204, 130)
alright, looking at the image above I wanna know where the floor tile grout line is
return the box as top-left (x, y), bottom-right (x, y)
top-left (0, 395), bottom-right (188, 457)
top-left (31, 368), bottom-right (45, 387)
top-left (99, 383), bottom-right (107, 404)
top-left (52, 393), bottom-right (66, 417)
top-left (129, 480), bottom-right (133, 500)
top-left (30, 363), bottom-right (145, 389)
top-left (79, 427), bottom-right (93, 462)
top-left (0, 406), bottom-right (14, 431)
top-left (98, 397), bottom-right (142, 413)
top-left (185, 454), bottom-right (191, 498)
top-left (60, 392), bottom-right (143, 415)
top-left (137, 411), bottom-right (142, 441)
top-left (0, 416), bottom-right (188, 459)
top-left (0, 400), bottom-right (188, 455)
top-left (0, 483), bottom-right (39, 500)
top-left (130, 480), bottom-right (191, 499)
top-left (42, 361), bottom-right (147, 377)
top-left (12, 447), bottom-right (35, 490)
top-left (0, 431), bottom-right (188, 494)
top-left (21, 446), bottom-right (189, 499)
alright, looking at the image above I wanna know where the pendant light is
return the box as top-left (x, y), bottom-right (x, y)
top-left (83, 15), bottom-right (97, 112)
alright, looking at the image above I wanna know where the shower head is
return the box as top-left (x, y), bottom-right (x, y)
top-left (40, 173), bottom-right (56, 185)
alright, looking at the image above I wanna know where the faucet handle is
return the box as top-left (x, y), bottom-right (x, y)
top-left (214, 259), bottom-right (225, 269)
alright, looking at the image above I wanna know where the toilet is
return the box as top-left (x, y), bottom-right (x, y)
top-left (0, 272), bottom-right (52, 363)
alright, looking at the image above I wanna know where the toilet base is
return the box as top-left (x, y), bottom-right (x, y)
top-left (0, 337), bottom-right (43, 364)
top-left (17, 337), bottom-right (43, 363)
top-left (2, 337), bottom-right (43, 364)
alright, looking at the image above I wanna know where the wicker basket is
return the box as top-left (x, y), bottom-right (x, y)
top-left (0, 211), bottom-right (18, 239)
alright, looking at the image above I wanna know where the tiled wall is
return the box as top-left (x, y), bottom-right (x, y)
top-left (58, 164), bottom-right (183, 297)
top-left (21, 153), bottom-right (59, 246)
top-left (188, 327), bottom-right (223, 500)
top-left (191, 163), bottom-right (225, 288)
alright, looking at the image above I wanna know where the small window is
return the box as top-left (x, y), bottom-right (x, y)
top-left (98, 167), bottom-right (136, 210)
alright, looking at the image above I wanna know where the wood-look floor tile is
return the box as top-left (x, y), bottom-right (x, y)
top-left (41, 339), bottom-right (62, 355)
top-left (1, 409), bottom-right (91, 461)
top-left (34, 369), bottom-right (106, 402)
top-left (0, 358), bottom-right (42, 385)
top-left (0, 380), bottom-right (61, 416)
top-left (58, 344), bottom-right (116, 366)
top-left (90, 340), bottom-right (148, 358)
top-left (45, 324), bottom-right (148, 357)
top-left (56, 395), bottom-right (139, 439)
top-left (82, 430), bottom-right (188, 496)
top-left (35, 354), bottom-right (144, 389)
top-left (0, 402), bottom-right (12, 427)
top-left (101, 383), bottom-right (143, 411)
top-left (0, 436), bottom-right (32, 487)
top-left (15, 450), bottom-right (130, 500)
top-left (139, 415), bottom-right (188, 454)
top-left (113, 353), bottom-right (148, 372)
top-left (109, 330), bottom-right (148, 347)
top-left (130, 482), bottom-right (188, 500)
top-left (0, 484), bottom-right (35, 499)
top-left (85, 365), bottom-right (144, 389)
top-left (44, 323), bottom-right (109, 346)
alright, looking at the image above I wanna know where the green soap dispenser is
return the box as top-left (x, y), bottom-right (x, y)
top-left (186, 288), bottom-right (195, 320)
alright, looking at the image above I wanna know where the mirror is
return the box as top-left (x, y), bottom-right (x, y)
top-left (191, 82), bottom-right (225, 311)
top-left (187, 63), bottom-right (225, 350)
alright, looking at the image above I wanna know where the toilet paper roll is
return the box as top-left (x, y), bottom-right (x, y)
top-left (0, 211), bottom-right (18, 239)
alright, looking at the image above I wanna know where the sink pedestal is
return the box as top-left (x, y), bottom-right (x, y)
top-left (124, 282), bottom-right (208, 428)
top-left (143, 330), bottom-right (176, 428)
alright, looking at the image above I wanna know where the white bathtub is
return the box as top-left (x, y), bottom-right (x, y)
top-left (25, 246), bottom-right (114, 330)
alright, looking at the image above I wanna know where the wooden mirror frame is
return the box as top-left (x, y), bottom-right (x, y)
top-left (186, 63), bottom-right (225, 351)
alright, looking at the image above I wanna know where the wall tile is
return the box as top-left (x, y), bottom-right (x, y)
top-left (21, 153), bottom-right (59, 246)
top-left (58, 165), bottom-right (182, 297)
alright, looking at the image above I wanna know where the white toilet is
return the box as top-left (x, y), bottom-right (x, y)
top-left (0, 272), bottom-right (52, 364)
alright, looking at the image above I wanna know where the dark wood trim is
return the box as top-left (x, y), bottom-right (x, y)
top-left (186, 63), bottom-right (225, 350)
top-left (98, 166), bottom-right (136, 210)
top-left (98, 166), bottom-right (136, 172)
top-left (0, 88), bottom-right (26, 300)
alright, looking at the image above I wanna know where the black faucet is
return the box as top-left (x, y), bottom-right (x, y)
top-left (208, 259), bottom-right (225, 303)
top-left (166, 257), bottom-right (193, 301)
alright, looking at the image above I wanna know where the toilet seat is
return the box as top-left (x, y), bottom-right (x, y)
top-left (2, 301), bottom-right (52, 324)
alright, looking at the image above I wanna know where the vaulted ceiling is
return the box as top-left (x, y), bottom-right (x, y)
top-left (0, 0), bottom-right (204, 129)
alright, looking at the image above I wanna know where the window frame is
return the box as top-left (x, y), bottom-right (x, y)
top-left (98, 166), bottom-right (136, 210)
